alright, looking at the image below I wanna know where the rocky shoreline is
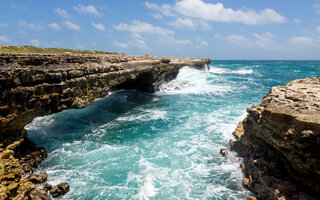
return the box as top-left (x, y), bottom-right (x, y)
top-left (0, 53), bottom-right (210, 199)
top-left (229, 78), bottom-right (320, 200)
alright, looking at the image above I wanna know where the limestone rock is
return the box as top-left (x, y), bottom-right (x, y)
top-left (28, 172), bottom-right (48, 184)
top-left (49, 182), bottom-right (70, 198)
top-left (161, 58), bottom-right (171, 63)
top-left (28, 188), bottom-right (50, 200)
top-left (247, 196), bottom-right (257, 200)
top-left (231, 78), bottom-right (320, 200)
top-left (219, 148), bottom-right (228, 156)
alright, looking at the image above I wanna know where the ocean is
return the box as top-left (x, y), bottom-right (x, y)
top-left (26, 60), bottom-right (320, 199)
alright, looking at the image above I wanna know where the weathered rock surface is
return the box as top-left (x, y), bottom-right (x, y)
top-left (0, 53), bottom-right (209, 199)
top-left (231, 78), bottom-right (320, 200)
top-left (49, 182), bottom-right (70, 198)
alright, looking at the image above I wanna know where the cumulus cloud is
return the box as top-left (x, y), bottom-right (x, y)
top-left (92, 23), bottom-right (105, 31)
top-left (288, 36), bottom-right (317, 48)
top-left (227, 32), bottom-right (277, 49)
top-left (0, 35), bottom-right (11, 43)
top-left (73, 4), bottom-right (102, 16)
top-left (114, 20), bottom-right (174, 36)
top-left (0, 22), bottom-right (7, 28)
top-left (167, 18), bottom-right (196, 29)
top-left (64, 21), bottom-right (80, 31)
top-left (54, 7), bottom-right (71, 19)
top-left (128, 33), bottom-right (148, 50)
top-left (317, 26), bottom-right (320, 33)
top-left (113, 41), bottom-right (129, 49)
top-left (48, 23), bottom-right (61, 30)
top-left (19, 21), bottom-right (45, 30)
top-left (146, 0), bottom-right (285, 25)
top-left (145, 2), bottom-right (176, 17)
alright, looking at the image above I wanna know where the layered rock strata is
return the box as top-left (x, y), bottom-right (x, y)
top-left (0, 53), bottom-right (210, 199)
top-left (231, 78), bottom-right (320, 200)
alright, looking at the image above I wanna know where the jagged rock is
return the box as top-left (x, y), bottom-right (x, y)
top-left (219, 148), bottom-right (228, 156)
top-left (247, 196), bottom-right (257, 200)
top-left (28, 172), bottom-right (48, 184)
top-left (231, 78), bottom-right (320, 200)
top-left (49, 182), bottom-right (70, 198)
top-left (28, 188), bottom-right (50, 200)
top-left (43, 182), bottom-right (53, 191)
top-left (161, 58), bottom-right (170, 63)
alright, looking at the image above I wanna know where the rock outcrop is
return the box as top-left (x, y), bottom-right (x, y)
top-left (0, 52), bottom-right (210, 199)
top-left (231, 78), bottom-right (320, 200)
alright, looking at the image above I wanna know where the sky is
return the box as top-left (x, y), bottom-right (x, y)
top-left (0, 0), bottom-right (320, 59)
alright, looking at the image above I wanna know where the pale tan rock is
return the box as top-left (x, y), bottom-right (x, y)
top-left (232, 78), bottom-right (320, 200)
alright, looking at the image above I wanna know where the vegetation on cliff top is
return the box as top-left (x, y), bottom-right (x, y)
top-left (0, 45), bottom-right (123, 55)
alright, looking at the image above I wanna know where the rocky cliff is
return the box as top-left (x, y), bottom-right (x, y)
top-left (231, 78), bottom-right (320, 200)
top-left (0, 53), bottom-right (210, 199)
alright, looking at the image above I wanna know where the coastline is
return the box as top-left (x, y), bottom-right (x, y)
top-left (0, 51), bottom-right (210, 199)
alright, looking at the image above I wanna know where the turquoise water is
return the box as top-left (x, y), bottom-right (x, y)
top-left (27, 61), bottom-right (320, 200)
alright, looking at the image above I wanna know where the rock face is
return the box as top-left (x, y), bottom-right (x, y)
top-left (231, 78), bottom-right (320, 200)
top-left (0, 53), bottom-right (210, 199)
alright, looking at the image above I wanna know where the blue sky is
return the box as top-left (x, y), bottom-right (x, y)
top-left (0, 0), bottom-right (320, 59)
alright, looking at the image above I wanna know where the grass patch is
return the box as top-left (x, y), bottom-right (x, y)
top-left (0, 45), bottom-right (123, 55)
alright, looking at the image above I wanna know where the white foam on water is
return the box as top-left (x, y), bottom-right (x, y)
top-left (25, 115), bottom-right (55, 130)
top-left (158, 66), bottom-right (232, 95)
top-left (209, 66), bottom-right (253, 75)
top-left (116, 109), bottom-right (167, 122)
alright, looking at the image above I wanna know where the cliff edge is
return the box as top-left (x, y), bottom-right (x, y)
top-left (231, 78), bottom-right (320, 200)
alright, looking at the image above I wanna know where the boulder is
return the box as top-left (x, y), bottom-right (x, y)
top-left (49, 182), bottom-right (70, 198)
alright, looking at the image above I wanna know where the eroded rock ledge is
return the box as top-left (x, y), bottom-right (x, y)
top-left (231, 78), bottom-right (320, 200)
top-left (0, 53), bottom-right (210, 199)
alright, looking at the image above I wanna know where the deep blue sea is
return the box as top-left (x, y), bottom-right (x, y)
top-left (27, 61), bottom-right (319, 200)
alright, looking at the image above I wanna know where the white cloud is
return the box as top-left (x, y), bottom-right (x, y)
top-left (30, 39), bottom-right (41, 46)
top-left (156, 35), bottom-right (192, 47)
top-left (128, 33), bottom-right (148, 50)
top-left (227, 34), bottom-right (253, 47)
top-left (227, 32), bottom-right (277, 49)
top-left (294, 18), bottom-right (301, 23)
top-left (199, 21), bottom-right (212, 30)
top-left (146, 0), bottom-right (285, 25)
top-left (195, 38), bottom-right (208, 48)
top-left (19, 21), bottom-right (45, 30)
top-left (0, 22), bottom-right (7, 28)
top-left (167, 18), bottom-right (196, 29)
top-left (317, 26), bottom-right (320, 33)
top-left (114, 20), bottom-right (174, 36)
top-left (0, 35), bottom-right (11, 43)
top-left (73, 4), bottom-right (102, 16)
top-left (113, 41), bottom-right (129, 49)
top-left (54, 7), bottom-right (71, 19)
top-left (153, 14), bottom-right (163, 19)
top-left (64, 21), bottom-right (80, 31)
top-left (145, 2), bottom-right (176, 17)
top-left (48, 23), bottom-right (61, 30)
top-left (288, 36), bottom-right (317, 48)
top-left (92, 23), bottom-right (105, 31)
